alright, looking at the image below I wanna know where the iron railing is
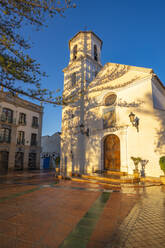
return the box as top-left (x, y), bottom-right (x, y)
top-left (18, 120), bottom-right (26, 126)
top-left (17, 138), bottom-right (25, 145)
top-left (0, 114), bottom-right (16, 124)
top-left (32, 123), bottom-right (39, 128)
top-left (0, 135), bottom-right (11, 143)
top-left (31, 141), bottom-right (37, 146)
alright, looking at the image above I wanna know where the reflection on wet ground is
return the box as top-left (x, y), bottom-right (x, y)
top-left (0, 170), bottom-right (164, 248)
top-left (0, 170), bottom-right (57, 186)
top-left (106, 186), bottom-right (165, 248)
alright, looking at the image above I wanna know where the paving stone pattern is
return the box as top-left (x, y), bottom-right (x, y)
top-left (60, 192), bottom-right (111, 248)
top-left (0, 171), bottom-right (165, 248)
top-left (106, 187), bottom-right (165, 248)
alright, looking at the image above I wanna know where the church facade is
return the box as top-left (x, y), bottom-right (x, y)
top-left (61, 31), bottom-right (165, 178)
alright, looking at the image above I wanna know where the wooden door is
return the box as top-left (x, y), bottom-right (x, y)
top-left (104, 134), bottom-right (120, 171)
top-left (28, 153), bottom-right (36, 169)
top-left (43, 157), bottom-right (50, 170)
top-left (15, 152), bottom-right (24, 170)
top-left (0, 151), bottom-right (9, 172)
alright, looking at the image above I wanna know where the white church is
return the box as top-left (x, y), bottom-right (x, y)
top-left (60, 31), bottom-right (165, 178)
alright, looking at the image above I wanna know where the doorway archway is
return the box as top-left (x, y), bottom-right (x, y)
top-left (0, 151), bottom-right (9, 173)
top-left (104, 134), bottom-right (120, 171)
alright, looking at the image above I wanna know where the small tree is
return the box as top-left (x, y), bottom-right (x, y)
top-left (131, 157), bottom-right (142, 171)
top-left (159, 156), bottom-right (165, 174)
top-left (0, 0), bottom-right (75, 104)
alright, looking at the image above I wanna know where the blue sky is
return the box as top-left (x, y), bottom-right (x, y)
top-left (25, 0), bottom-right (165, 136)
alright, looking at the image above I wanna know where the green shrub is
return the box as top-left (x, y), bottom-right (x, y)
top-left (159, 156), bottom-right (165, 173)
top-left (131, 157), bottom-right (142, 170)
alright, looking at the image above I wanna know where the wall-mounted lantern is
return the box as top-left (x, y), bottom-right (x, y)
top-left (80, 123), bottom-right (89, 136)
top-left (129, 112), bottom-right (139, 132)
top-left (70, 150), bottom-right (74, 159)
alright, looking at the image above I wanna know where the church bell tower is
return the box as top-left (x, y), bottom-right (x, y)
top-left (61, 31), bottom-right (103, 175)
top-left (63, 31), bottom-right (103, 93)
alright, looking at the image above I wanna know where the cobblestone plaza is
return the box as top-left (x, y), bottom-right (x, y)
top-left (0, 171), bottom-right (165, 248)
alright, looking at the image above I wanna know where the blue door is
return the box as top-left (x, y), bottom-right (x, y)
top-left (43, 157), bottom-right (50, 169)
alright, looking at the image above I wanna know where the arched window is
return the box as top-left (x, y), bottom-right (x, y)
top-left (105, 94), bottom-right (117, 106)
top-left (0, 127), bottom-right (11, 143)
top-left (94, 45), bottom-right (98, 61)
top-left (73, 45), bottom-right (77, 60)
top-left (2, 108), bottom-right (13, 123)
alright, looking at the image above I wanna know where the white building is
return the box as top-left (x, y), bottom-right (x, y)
top-left (0, 90), bottom-right (43, 172)
top-left (41, 132), bottom-right (61, 169)
top-left (61, 31), bottom-right (165, 178)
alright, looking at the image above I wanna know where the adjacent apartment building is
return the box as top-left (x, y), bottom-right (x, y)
top-left (41, 132), bottom-right (61, 169)
top-left (0, 90), bottom-right (43, 173)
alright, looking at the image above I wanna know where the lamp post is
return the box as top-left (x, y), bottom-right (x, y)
top-left (129, 112), bottom-right (139, 132)
top-left (79, 123), bottom-right (89, 136)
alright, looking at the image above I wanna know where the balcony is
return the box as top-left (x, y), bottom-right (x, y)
top-left (17, 138), bottom-right (25, 145)
top-left (0, 136), bottom-right (11, 144)
top-left (31, 141), bottom-right (37, 146)
top-left (18, 120), bottom-right (26, 126)
top-left (32, 123), bottom-right (39, 128)
top-left (0, 114), bottom-right (16, 125)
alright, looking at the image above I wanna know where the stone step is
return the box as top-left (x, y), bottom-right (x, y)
top-left (81, 174), bottom-right (138, 184)
top-left (71, 176), bottom-right (162, 190)
top-left (104, 170), bottom-right (128, 176)
top-left (71, 177), bottom-right (121, 189)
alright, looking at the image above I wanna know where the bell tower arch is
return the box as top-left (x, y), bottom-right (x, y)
top-left (69, 31), bottom-right (102, 64)
top-left (63, 31), bottom-right (103, 93)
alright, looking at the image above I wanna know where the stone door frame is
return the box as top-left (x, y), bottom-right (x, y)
top-left (103, 134), bottom-right (120, 171)
top-left (100, 127), bottom-right (128, 173)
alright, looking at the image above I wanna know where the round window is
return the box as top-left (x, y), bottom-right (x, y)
top-left (105, 94), bottom-right (117, 106)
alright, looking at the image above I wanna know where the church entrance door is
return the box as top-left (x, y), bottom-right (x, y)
top-left (104, 134), bottom-right (120, 171)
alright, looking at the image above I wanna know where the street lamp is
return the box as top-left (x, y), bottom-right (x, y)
top-left (80, 123), bottom-right (89, 136)
top-left (129, 112), bottom-right (139, 132)
top-left (70, 150), bottom-right (73, 159)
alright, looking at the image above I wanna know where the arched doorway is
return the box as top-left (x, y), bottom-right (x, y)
top-left (0, 151), bottom-right (9, 173)
top-left (104, 134), bottom-right (120, 171)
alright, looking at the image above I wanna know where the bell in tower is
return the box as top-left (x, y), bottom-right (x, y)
top-left (68, 31), bottom-right (102, 65)
top-left (63, 31), bottom-right (103, 92)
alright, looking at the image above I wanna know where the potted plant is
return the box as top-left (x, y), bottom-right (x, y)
top-left (55, 156), bottom-right (60, 173)
top-left (159, 156), bottom-right (165, 184)
top-left (140, 159), bottom-right (149, 178)
top-left (131, 157), bottom-right (142, 179)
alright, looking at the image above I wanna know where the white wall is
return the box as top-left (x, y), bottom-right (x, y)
top-left (61, 32), bottom-right (165, 178)
top-left (42, 132), bottom-right (61, 154)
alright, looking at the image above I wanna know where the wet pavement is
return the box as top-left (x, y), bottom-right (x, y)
top-left (0, 170), bottom-right (164, 248)
top-left (106, 186), bottom-right (165, 248)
